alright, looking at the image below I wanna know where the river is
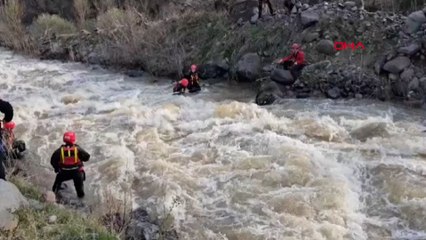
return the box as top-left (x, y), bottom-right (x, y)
top-left (1, 48), bottom-right (426, 240)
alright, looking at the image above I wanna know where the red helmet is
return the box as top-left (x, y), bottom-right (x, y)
top-left (180, 78), bottom-right (189, 88)
top-left (292, 43), bottom-right (301, 50)
top-left (3, 121), bottom-right (15, 130)
top-left (63, 131), bottom-right (76, 144)
top-left (190, 64), bottom-right (197, 72)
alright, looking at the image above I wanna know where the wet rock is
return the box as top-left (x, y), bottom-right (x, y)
top-left (270, 69), bottom-right (294, 85)
top-left (250, 14), bottom-right (258, 24)
top-left (262, 64), bottom-right (275, 73)
top-left (389, 73), bottom-right (399, 81)
top-left (256, 80), bottom-right (284, 105)
top-left (42, 191), bottom-right (56, 204)
top-left (199, 60), bottom-right (229, 79)
top-left (344, 1), bottom-right (356, 8)
top-left (350, 122), bottom-right (389, 141)
top-left (420, 77), bottom-right (426, 91)
top-left (125, 208), bottom-right (178, 240)
top-left (301, 11), bottom-right (319, 28)
top-left (408, 78), bottom-right (420, 91)
top-left (355, 93), bottom-right (363, 99)
top-left (87, 52), bottom-right (102, 65)
top-left (400, 68), bottom-right (414, 82)
top-left (383, 56), bottom-right (411, 74)
top-left (302, 31), bottom-right (320, 43)
top-left (0, 180), bottom-right (28, 212)
top-left (0, 210), bottom-right (18, 231)
top-left (374, 55), bottom-right (387, 75)
top-left (316, 39), bottom-right (335, 55)
top-left (236, 53), bottom-right (261, 82)
top-left (398, 43), bottom-right (421, 56)
top-left (326, 87), bottom-right (341, 99)
top-left (408, 10), bottom-right (426, 23)
top-left (48, 215), bottom-right (58, 224)
top-left (125, 70), bottom-right (144, 78)
top-left (229, 0), bottom-right (258, 22)
top-left (61, 95), bottom-right (80, 105)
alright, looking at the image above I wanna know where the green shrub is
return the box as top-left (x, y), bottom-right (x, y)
top-left (30, 14), bottom-right (77, 40)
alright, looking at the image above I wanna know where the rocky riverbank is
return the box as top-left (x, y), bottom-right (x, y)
top-left (0, 176), bottom-right (178, 240)
top-left (0, 0), bottom-right (425, 107)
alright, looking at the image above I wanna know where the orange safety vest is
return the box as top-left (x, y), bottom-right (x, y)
top-left (59, 146), bottom-right (81, 169)
top-left (190, 73), bottom-right (199, 84)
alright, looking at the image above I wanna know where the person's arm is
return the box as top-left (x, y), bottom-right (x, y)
top-left (76, 145), bottom-right (90, 162)
top-left (295, 52), bottom-right (305, 65)
top-left (0, 100), bottom-right (13, 123)
top-left (50, 148), bottom-right (61, 172)
top-left (278, 55), bottom-right (292, 64)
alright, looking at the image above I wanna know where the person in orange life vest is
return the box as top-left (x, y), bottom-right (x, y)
top-left (51, 131), bottom-right (90, 198)
top-left (185, 64), bottom-right (201, 93)
top-left (277, 43), bottom-right (306, 80)
top-left (173, 78), bottom-right (189, 94)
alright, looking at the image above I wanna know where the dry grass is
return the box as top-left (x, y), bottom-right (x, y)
top-left (0, 175), bottom-right (118, 240)
top-left (0, 0), bottom-right (35, 53)
top-left (74, 0), bottom-right (89, 29)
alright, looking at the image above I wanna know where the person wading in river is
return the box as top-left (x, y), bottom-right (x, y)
top-left (51, 132), bottom-right (90, 198)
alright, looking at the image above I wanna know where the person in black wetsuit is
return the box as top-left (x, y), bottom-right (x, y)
top-left (0, 99), bottom-right (14, 180)
top-left (51, 131), bottom-right (90, 198)
top-left (185, 64), bottom-right (201, 93)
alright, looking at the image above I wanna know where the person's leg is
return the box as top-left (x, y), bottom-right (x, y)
top-left (52, 172), bottom-right (65, 192)
top-left (267, 0), bottom-right (274, 15)
top-left (290, 64), bottom-right (305, 79)
top-left (258, 0), bottom-right (263, 18)
top-left (0, 157), bottom-right (6, 180)
top-left (72, 170), bottom-right (85, 198)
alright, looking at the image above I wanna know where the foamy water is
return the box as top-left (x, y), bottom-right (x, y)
top-left (1, 48), bottom-right (426, 240)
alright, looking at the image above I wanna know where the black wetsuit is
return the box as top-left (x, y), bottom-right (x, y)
top-left (0, 99), bottom-right (13, 180)
top-left (186, 72), bottom-right (201, 93)
top-left (51, 144), bottom-right (90, 198)
top-left (259, 0), bottom-right (274, 18)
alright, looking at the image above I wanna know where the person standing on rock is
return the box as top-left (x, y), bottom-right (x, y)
top-left (51, 131), bottom-right (90, 198)
top-left (258, 0), bottom-right (275, 19)
top-left (0, 99), bottom-right (14, 180)
top-left (276, 43), bottom-right (306, 80)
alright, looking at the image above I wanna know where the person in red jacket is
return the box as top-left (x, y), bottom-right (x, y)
top-left (277, 43), bottom-right (306, 79)
top-left (51, 131), bottom-right (90, 198)
top-left (173, 78), bottom-right (189, 94)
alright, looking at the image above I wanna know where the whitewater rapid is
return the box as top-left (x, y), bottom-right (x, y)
top-left (1, 48), bottom-right (426, 240)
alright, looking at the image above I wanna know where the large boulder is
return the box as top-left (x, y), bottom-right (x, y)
top-left (199, 59), bottom-right (229, 79)
top-left (0, 180), bottom-right (28, 231)
top-left (383, 56), bottom-right (411, 74)
top-left (300, 11), bottom-right (320, 28)
top-left (270, 69), bottom-right (295, 85)
top-left (398, 43), bottom-right (421, 56)
top-left (316, 40), bottom-right (335, 55)
top-left (229, 0), bottom-right (258, 22)
top-left (350, 122), bottom-right (390, 141)
top-left (404, 11), bottom-right (426, 34)
top-left (236, 53), bottom-right (261, 82)
top-left (255, 80), bottom-right (284, 105)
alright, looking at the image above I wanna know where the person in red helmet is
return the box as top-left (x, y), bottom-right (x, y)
top-left (173, 78), bottom-right (189, 94)
top-left (185, 64), bottom-right (201, 93)
top-left (50, 131), bottom-right (90, 198)
top-left (277, 43), bottom-right (306, 79)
